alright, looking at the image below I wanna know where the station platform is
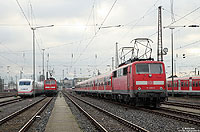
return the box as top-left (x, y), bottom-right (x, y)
top-left (45, 93), bottom-right (81, 132)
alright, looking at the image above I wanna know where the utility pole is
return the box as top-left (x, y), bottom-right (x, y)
top-left (115, 42), bottom-right (119, 68)
top-left (20, 70), bottom-right (23, 79)
top-left (157, 6), bottom-right (163, 61)
top-left (46, 53), bottom-right (49, 80)
top-left (171, 27), bottom-right (174, 97)
top-left (31, 25), bottom-right (54, 97)
top-left (42, 49), bottom-right (45, 81)
top-left (112, 57), bottom-right (114, 70)
top-left (63, 69), bottom-right (64, 79)
top-left (15, 75), bottom-right (17, 91)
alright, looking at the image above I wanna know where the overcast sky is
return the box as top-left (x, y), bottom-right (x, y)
top-left (1, 0), bottom-right (200, 82)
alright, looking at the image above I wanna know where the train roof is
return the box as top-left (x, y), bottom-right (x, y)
top-left (167, 76), bottom-right (200, 81)
top-left (76, 60), bottom-right (164, 86)
top-left (18, 79), bottom-right (33, 82)
top-left (76, 72), bottom-right (112, 85)
top-left (114, 60), bottom-right (164, 71)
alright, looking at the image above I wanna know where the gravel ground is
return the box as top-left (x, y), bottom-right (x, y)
top-left (69, 94), bottom-right (137, 132)
top-left (66, 92), bottom-right (200, 132)
top-left (0, 96), bottom-right (44, 120)
top-left (28, 96), bottom-right (56, 132)
top-left (0, 92), bottom-right (17, 98)
top-left (0, 97), bottom-right (50, 132)
top-left (63, 92), bottom-right (99, 132)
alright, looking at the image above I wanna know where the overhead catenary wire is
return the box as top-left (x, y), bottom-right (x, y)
top-left (74, 0), bottom-right (96, 60)
top-left (175, 40), bottom-right (200, 50)
top-left (15, 0), bottom-right (31, 28)
top-left (72, 0), bottom-right (118, 66)
top-left (166, 5), bottom-right (200, 27)
top-left (149, 6), bottom-right (200, 40)
top-left (118, 0), bottom-right (160, 43)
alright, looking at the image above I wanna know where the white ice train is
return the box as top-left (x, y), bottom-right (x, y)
top-left (18, 79), bottom-right (44, 97)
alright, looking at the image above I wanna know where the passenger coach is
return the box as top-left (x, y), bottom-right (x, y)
top-left (75, 60), bottom-right (167, 108)
top-left (167, 76), bottom-right (200, 96)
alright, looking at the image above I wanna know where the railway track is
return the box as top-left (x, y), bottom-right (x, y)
top-left (63, 92), bottom-right (149, 132)
top-left (0, 97), bottom-right (53, 131)
top-left (139, 107), bottom-right (200, 125)
top-left (0, 98), bottom-right (23, 107)
top-left (0, 92), bottom-right (17, 98)
top-left (71, 92), bottom-right (200, 126)
top-left (163, 101), bottom-right (200, 109)
top-left (160, 107), bottom-right (200, 120)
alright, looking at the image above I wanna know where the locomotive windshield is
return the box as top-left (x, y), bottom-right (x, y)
top-left (136, 63), bottom-right (163, 74)
top-left (19, 81), bottom-right (31, 85)
top-left (45, 80), bottom-right (56, 84)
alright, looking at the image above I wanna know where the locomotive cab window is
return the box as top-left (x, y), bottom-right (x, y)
top-left (19, 81), bottom-right (31, 85)
top-left (123, 67), bottom-right (128, 75)
top-left (136, 64), bottom-right (149, 74)
top-left (113, 71), bottom-right (117, 78)
top-left (136, 63), bottom-right (163, 74)
top-left (45, 80), bottom-right (51, 84)
top-left (51, 81), bottom-right (56, 84)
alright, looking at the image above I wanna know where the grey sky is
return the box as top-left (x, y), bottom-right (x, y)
top-left (0, 0), bottom-right (200, 81)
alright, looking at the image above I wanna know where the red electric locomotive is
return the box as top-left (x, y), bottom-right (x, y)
top-left (75, 60), bottom-right (167, 108)
top-left (167, 76), bottom-right (200, 96)
top-left (44, 78), bottom-right (58, 96)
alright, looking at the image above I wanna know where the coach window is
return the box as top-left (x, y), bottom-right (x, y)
top-left (186, 82), bottom-right (188, 87)
top-left (196, 81), bottom-right (198, 87)
top-left (174, 82), bottom-right (177, 87)
top-left (181, 82), bottom-right (184, 87)
top-left (193, 81), bottom-right (195, 87)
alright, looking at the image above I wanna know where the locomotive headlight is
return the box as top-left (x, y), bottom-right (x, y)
top-left (138, 87), bottom-right (141, 90)
top-left (160, 87), bottom-right (163, 90)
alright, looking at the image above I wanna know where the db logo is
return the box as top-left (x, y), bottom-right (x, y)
top-left (147, 81), bottom-right (153, 85)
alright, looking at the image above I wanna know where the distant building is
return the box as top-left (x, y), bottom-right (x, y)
top-left (61, 77), bottom-right (89, 89)
top-left (0, 78), bottom-right (4, 92)
top-left (73, 77), bottom-right (89, 86)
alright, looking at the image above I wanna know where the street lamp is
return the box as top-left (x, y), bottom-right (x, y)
top-left (99, 24), bottom-right (122, 29)
top-left (164, 24), bottom-right (199, 97)
top-left (31, 25), bottom-right (54, 97)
